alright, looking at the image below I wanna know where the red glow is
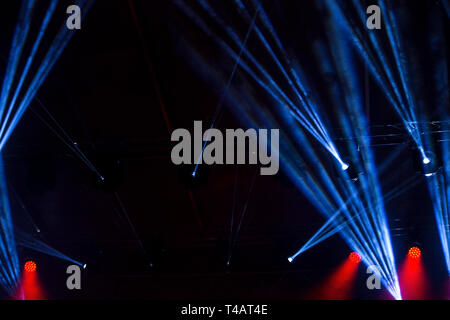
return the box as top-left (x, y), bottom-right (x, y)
top-left (349, 252), bottom-right (361, 264)
top-left (15, 262), bottom-right (46, 300)
top-left (307, 256), bottom-right (360, 299)
top-left (408, 247), bottom-right (421, 259)
top-left (24, 261), bottom-right (36, 273)
top-left (444, 277), bottom-right (450, 300)
top-left (399, 251), bottom-right (429, 300)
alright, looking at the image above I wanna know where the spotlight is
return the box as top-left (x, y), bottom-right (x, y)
top-left (91, 152), bottom-right (123, 192)
top-left (178, 164), bottom-right (209, 190)
top-left (408, 247), bottom-right (421, 259)
top-left (83, 264), bottom-right (87, 269)
top-left (287, 257), bottom-right (293, 263)
top-left (24, 260), bottom-right (37, 272)
top-left (412, 149), bottom-right (440, 177)
top-left (349, 252), bottom-right (361, 264)
top-left (333, 157), bottom-right (361, 181)
top-left (422, 152), bottom-right (439, 177)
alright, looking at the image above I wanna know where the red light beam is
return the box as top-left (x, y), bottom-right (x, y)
top-left (399, 249), bottom-right (429, 300)
top-left (307, 254), bottom-right (360, 300)
top-left (18, 261), bottom-right (46, 300)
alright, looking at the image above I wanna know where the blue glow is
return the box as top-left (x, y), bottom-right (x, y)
top-left (0, 153), bottom-right (20, 295)
top-left (0, 0), bottom-right (95, 151)
top-left (0, 0), bottom-right (58, 141)
top-left (0, 0), bottom-right (95, 296)
top-left (178, 0), bottom-right (348, 170)
top-left (16, 229), bottom-right (83, 267)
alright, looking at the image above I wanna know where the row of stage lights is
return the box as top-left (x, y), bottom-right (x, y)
top-left (23, 260), bottom-right (87, 273)
top-left (288, 247), bottom-right (421, 264)
top-left (23, 248), bottom-right (422, 272)
top-left (347, 247), bottom-right (422, 265)
top-left (23, 248), bottom-right (420, 273)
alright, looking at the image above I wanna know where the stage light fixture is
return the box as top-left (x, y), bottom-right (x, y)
top-left (423, 152), bottom-right (439, 177)
top-left (287, 257), bottom-right (293, 263)
top-left (179, 164), bottom-right (209, 190)
top-left (24, 261), bottom-right (36, 273)
top-left (341, 163), bottom-right (349, 171)
top-left (349, 252), bottom-right (361, 264)
top-left (408, 247), bottom-right (421, 259)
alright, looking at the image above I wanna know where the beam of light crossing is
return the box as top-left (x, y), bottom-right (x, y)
top-left (192, 1), bottom-right (260, 177)
top-left (305, 10), bottom-right (402, 298)
top-left (182, 31), bottom-right (402, 297)
top-left (177, 0), bottom-right (349, 175)
top-left (289, 174), bottom-right (421, 261)
top-left (0, 0), bottom-right (94, 296)
top-left (0, 0), bottom-right (36, 124)
top-left (0, 0), bottom-right (58, 140)
top-left (175, 3), bottom-right (403, 298)
top-left (0, 154), bottom-right (20, 296)
top-left (15, 229), bottom-right (83, 267)
top-left (31, 97), bottom-right (103, 180)
top-left (325, 0), bottom-right (427, 157)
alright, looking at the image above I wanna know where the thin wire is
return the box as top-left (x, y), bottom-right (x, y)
top-left (31, 98), bottom-right (103, 179)
top-left (232, 169), bottom-right (258, 247)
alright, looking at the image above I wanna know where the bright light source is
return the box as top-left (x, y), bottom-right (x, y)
top-left (408, 247), bottom-right (421, 259)
top-left (341, 163), bottom-right (349, 171)
top-left (83, 264), bottom-right (87, 269)
top-left (288, 257), bottom-right (293, 263)
top-left (420, 152), bottom-right (438, 176)
top-left (349, 252), bottom-right (361, 264)
top-left (24, 260), bottom-right (37, 272)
